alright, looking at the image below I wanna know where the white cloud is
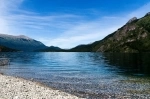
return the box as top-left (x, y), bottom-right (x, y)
top-left (0, 0), bottom-right (24, 35)
top-left (40, 18), bottom-right (126, 48)
top-left (0, 0), bottom-right (22, 12)
top-left (0, 0), bottom-right (83, 35)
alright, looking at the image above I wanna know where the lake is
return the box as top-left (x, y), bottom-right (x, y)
top-left (0, 52), bottom-right (150, 98)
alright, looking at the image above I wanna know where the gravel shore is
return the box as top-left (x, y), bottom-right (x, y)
top-left (0, 74), bottom-right (83, 99)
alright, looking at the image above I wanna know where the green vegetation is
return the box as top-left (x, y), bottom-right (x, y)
top-left (0, 45), bottom-right (18, 52)
top-left (70, 13), bottom-right (150, 53)
top-left (38, 46), bottom-right (66, 52)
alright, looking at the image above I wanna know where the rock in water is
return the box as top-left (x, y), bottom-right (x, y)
top-left (0, 58), bottom-right (10, 66)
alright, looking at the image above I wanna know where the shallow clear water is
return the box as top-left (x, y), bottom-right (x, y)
top-left (0, 52), bottom-right (150, 98)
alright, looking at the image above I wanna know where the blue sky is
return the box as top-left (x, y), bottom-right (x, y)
top-left (0, 0), bottom-right (150, 48)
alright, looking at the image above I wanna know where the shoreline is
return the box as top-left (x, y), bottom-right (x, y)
top-left (0, 73), bottom-right (84, 99)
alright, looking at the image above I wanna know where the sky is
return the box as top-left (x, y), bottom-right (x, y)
top-left (0, 0), bottom-right (150, 48)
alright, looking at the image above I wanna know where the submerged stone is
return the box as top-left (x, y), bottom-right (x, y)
top-left (0, 58), bottom-right (10, 66)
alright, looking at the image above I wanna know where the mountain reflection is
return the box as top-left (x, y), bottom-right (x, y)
top-left (101, 53), bottom-right (150, 76)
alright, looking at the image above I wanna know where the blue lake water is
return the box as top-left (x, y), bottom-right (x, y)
top-left (0, 52), bottom-right (150, 98)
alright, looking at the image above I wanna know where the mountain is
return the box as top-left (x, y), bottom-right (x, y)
top-left (0, 45), bottom-right (18, 52)
top-left (96, 12), bottom-right (150, 52)
top-left (69, 41), bottom-right (100, 52)
top-left (38, 46), bottom-right (65, 52)
top-left (0, 34), bottom-right (47, 51)
top-left (70, 12), bottom-right (150, 53)
top-left (69, 44), bottom-right (92, 52)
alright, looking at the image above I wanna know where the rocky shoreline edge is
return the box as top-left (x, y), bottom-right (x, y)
top-left (0, 73), bottom-right (84, 99)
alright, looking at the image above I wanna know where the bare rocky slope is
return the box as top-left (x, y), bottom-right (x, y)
top-left (96, 12), bottom-right (150, 52)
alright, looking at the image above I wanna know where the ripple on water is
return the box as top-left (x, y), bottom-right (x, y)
top-left (1, 52), bottom-right (150, 98)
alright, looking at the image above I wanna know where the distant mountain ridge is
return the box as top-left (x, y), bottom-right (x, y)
top-left (38, 46), bottom-right (65, 52)
top-left (0, 34), bottom-right (47, 51)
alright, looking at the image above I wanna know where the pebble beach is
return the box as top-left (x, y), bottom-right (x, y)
top-left (0, 74), bottom-right (83, 99)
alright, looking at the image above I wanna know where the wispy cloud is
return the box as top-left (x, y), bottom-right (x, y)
top-left (0, 0), bottom-right (150, 48)
top-left (44, 2), bottom-right (150, 48)
top-left (41, 17), bottom-right (126, 48)
top-left (0, 0), bottom-right (84, 35)
top-left (0, 0), bottom-right (24, 35)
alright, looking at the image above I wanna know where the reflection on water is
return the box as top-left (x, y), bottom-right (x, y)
top-left (0, 52), bottom-right (150, 98)
top-left (102, 53), bottom-right (150, 76)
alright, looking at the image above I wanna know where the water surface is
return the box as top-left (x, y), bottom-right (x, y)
top-left (0, 52), bottom-right (150, 98)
